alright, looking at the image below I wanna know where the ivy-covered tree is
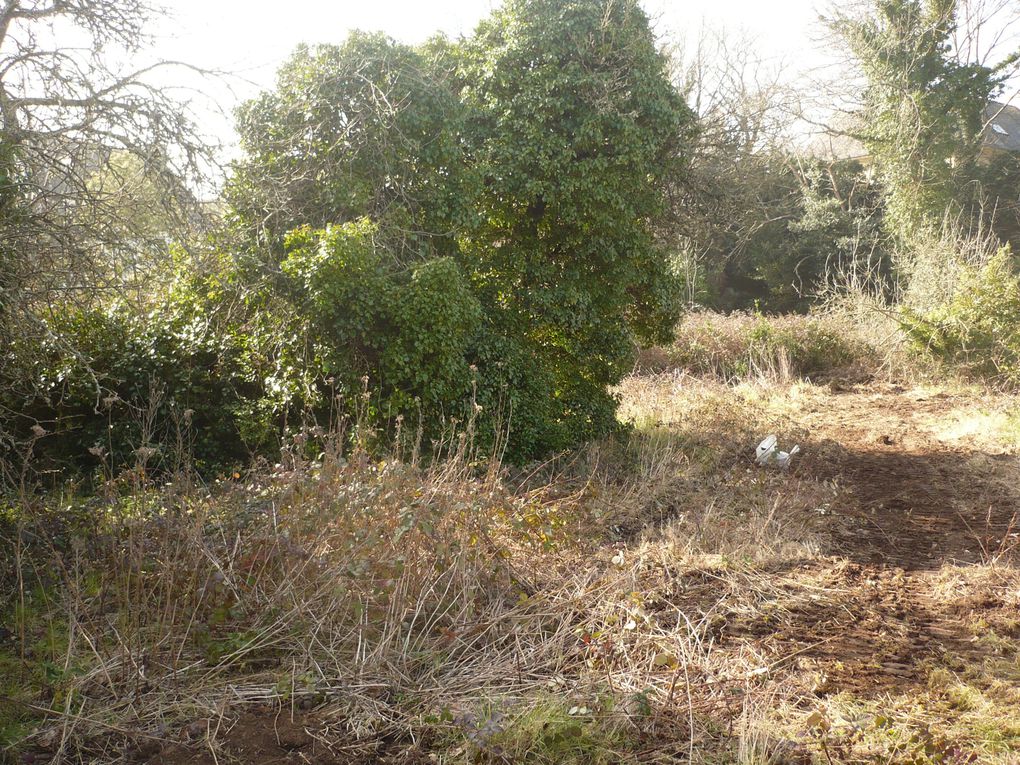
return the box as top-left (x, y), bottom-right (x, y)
top-left (228, 32), bottom-right (476, 263)
top-left (9, 0), bottom-right (694, 473)
top-left (452, 0), bottom-right (694, 449)
top-left (826, 0), bottom-right (1011, 238)
top-left (220, 0), bottom-right (695, 459)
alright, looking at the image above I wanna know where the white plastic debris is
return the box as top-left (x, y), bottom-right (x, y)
top-left (755, 435), bottom-right (800, 469)
top-left (755, 434), bottom-right (778, 465)
top-left (775, 445), bottom-right (801, 469)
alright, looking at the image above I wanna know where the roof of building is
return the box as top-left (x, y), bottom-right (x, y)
top-left (982, 101), bottom-right (1020, 153)
top-left (811, 101), bottom-right (1020, 162)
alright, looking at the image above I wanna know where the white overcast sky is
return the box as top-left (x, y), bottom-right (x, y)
top-left (145, 0), bottom-right (829, 151)
top-left (151, 0), bottom-right (825, 75)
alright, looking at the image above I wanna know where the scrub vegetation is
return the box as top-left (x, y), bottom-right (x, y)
top-left (3, 0), bottom-right (1020, 763)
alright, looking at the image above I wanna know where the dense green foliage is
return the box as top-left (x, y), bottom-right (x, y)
top-left (682, 157), bottom-right (888, 312)
top-left (228, 32), bottom-right (475, 257)
top-left (3, 299), bottom-right (259, 475)
top-left (2, 0), bottom-right (695, 477)
top-left (280, 220), bottom-right (483, 419)
top-left (969, 151), bottom-right (1020, 249)
top-left (455, 0), bottom-right (693, 446)
top-left (221, 0), bottom-right (694, 459)
top-left (12, 0), bottom-right (1020, 484)
top-left (903, 250), bottom-right (1020, 384)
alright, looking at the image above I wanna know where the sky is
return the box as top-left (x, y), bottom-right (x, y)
top-left (150, 0), bottom-right (824, 71)
top-left (145, 0), bottom-right (828, 150)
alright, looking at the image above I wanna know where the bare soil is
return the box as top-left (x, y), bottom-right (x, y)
top-left (750, 383), bottom-right (1020, 698)
top-left (139, 709), bottom-right (410, 765)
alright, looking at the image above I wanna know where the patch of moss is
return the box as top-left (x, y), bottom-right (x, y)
top-left (438, 693), bottom-right (637, 764)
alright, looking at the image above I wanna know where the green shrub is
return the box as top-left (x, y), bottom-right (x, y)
top-left (2, 301), bottom-right (261, 477)
top-left (4, 0), bottom-right (696, 474)
top-left (279, 218), bottom-right (483, 425)
top-left (902, 250), bottom-right (1020, 385)
top-left (219, 0), bottom-right (694, 461)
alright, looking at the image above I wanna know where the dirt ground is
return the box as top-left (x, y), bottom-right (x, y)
top-left (788, 384), bottom-right (1020, 695)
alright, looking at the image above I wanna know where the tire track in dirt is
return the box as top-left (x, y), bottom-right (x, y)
top-left (802, 385), bottom-right (1019, 569)
top-left (767, 384), bottom-right (1020, 696)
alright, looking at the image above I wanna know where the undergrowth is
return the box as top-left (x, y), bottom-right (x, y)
top-left (0, 374), bottom-right (832, 764)
top-left (641, 311), bottom-right (881, 384)
top-left (902, 250), bottom-right (1020, 388)
top-left (4, 324), bottom-right (1020, 764)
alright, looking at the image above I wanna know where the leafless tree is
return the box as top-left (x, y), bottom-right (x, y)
top-left (0, 0), bottom-right (224, 464)
top-left (0, 0), bottom-right (218, 328)
top-left (954, 0), bottom-right (1020, 70)
top-left (662, 28), bottom-right (802, 303)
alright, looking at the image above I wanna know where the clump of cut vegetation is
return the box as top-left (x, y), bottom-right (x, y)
top-left (641, 311), bottom-right (880, 383)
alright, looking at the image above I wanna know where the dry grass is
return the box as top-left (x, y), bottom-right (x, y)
top-left (762, 561), bottom-right (1020, 765)
top-left (2, 447), bottom-right (590, 761)
top-left (1, 372), bottom-right (834, 763)
top-left (638, 311), bottom-right (884, 385)
top-left (5, 314), bottom-right (1020, 764)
